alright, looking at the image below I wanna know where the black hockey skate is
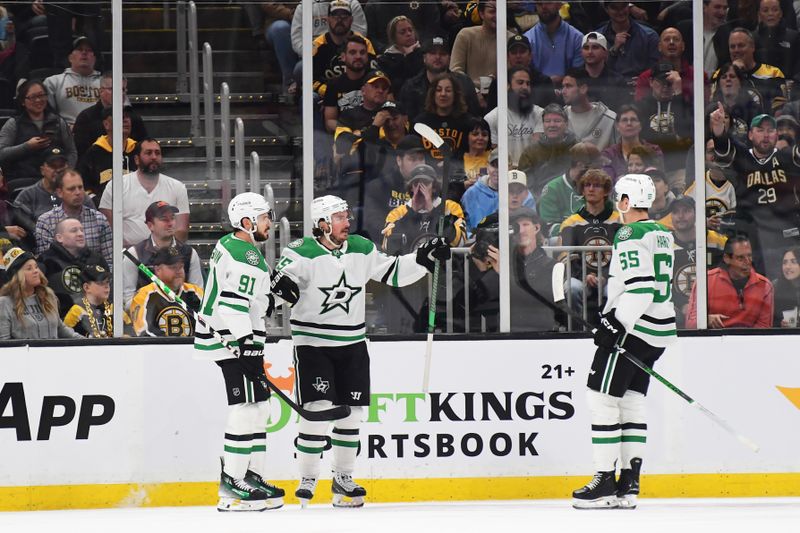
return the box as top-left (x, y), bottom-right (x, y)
top-left (217, 469), bottom-right (269, 512)
top-left (295, 476), bottom-right (318, 509)
top-left (572, 471), bottom-right (618, 509)
top-left (245, 469), bottom-right (285, 510)
top-left (331, 472), bottom-right (366, 508)
top-left (616, 458), bottom-right (642, 509)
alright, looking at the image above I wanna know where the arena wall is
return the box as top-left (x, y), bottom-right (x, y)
top-left (1, 336), bottom-right (798, 511)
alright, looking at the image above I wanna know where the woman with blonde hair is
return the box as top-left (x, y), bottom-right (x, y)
top-left (0, 247), bottom-right (81, 339)
top-left (376, 15), bottom-right (423, 94)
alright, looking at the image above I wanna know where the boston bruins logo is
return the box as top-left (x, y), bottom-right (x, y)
top-left (62, 266), bottom-right (82, 293)
top-left (674, 262), bottom-right (696, 298)
top-left (649, 111), bottom-right (675, 134)
top-left (157, 305), bottom-right (193, 336)
top-left (705, 198), bottom-right (729, 217)
top-left (584, 237), bottom-right (612, 268)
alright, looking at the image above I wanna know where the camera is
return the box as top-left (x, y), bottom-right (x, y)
top-left (471, 224), bottom-right (500, 262)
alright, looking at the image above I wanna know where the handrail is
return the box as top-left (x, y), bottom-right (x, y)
top-left (263, 182), bottom-right (275, 265)
top-left (220, 82), bottom-right (231, 218)
top-left (249, 151), bottom-right (260, 193)
top-left (202, 42), bottom-right (215, 179)
top-left (187, 1), bottom-right (200, 137)
top-left (234, 118), bottom-right (245, 195)
top-left (176, 1), bottom-right (187, 93)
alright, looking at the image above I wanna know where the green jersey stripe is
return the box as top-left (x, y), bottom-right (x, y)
top-left (592, 436), bottom-right (622, 444)
top-left (331, 439), bottom-right (359, 448)
top-left (633, 325), bottom-right (677, 336)
top-left (291, 330), bottom-right (367, 342)
top-left (296, 444), bottom-right (326, 454)
top-left (224, 445), bottom-right (253, 454)
top-left (621, 436), bottom-right (647, 443)
top-left (202, 271), bottom-right (219, 315)
top-left (627, 287), bottom-right (655, 294)
top-left (219, 301), bottom-right (249, 313)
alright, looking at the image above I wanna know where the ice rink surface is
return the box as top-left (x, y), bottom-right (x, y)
top-left (2, 498), bottom-right (799, 533)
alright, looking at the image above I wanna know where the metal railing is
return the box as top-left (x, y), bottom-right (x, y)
top-left (176, 1), bottom-right (188, 93)
top-left (187, 1), bottom-right (200, 138)
top-left (202, 42), bottom-right (216, 177)
top-left (220, 82), bottom-right (231, 216)
top-left (234, 118), bottom-right (245, 195)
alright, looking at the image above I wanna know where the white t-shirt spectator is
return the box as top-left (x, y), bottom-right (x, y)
top-left (99, 172), bottom-right (190, 245)
top-left (484, 105), bottom-right (544, 166)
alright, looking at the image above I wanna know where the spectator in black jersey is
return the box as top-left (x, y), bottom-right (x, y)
top-left (638, 62), bottom-right (693, 190)
top-left (451, 116), bottom-right (492, 199)
top-left (333, 69), bottom-right (393, 209)
top-left (775, 114), bottom-right (800, 150)
top-left (709, 62), bottom-right (765, 143)
top-left (14, 146), bottom-right (94, 219)
top-left (130, 246), bottom-right (203, 337)
top-left (634, 28), bottom-right (700, 107)
top-left (755, 0), bottom-right (800, 83)
top-left (63, 263), bottom-right (128, 338)
top-left (518, 104), bottom-right (578, 197)
top-left (413, 72), bottom-right (473, 163)
top-left (557, 169), bottom-right (622, 323)
top-left (122, 201), bottom-right (203, 310)
top-left (321, 34), bottom-right (376, 134)
top-left (720, 27), bottom-right (786, 113)
top-left (579, 31), bottom-right (626, 114)
top-left (376, 15), bottom-right (423, 95)
top-left (710, 104), bottom-right (800, 280)
top-left (36, 217), bottom-right (108, 318)
top-left (365, 0), bottom-right (441, 54)
top-left (600, 104), bottom-right (664, 183)
top-left (362, 133), bottom-right (423, 242)
top-left (772, 247), bottom-right (800, 327)
top-left (484, 34), bottom-right (557, 112)
top-left (399, 35), bottom-right (481, 124)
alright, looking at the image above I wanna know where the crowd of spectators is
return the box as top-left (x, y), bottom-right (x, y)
top-left (4, 0), bottom-right (800, 339)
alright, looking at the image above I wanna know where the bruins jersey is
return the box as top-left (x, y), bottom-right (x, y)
top-left (131, 282), bottom-right (203, 337)
top-left (311, 31), bottom-right (377, 97)
top-left (671, 230), bottom-right (727, 327)
top-left (684, 173), bottom-right (737, 218)
top-left (558, 206), bottom-right (622, 278)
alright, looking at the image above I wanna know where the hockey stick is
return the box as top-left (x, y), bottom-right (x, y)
top-left (522, 266), bottom-right (760, 453)
top-left (123, 249), bottom-right (351, 422)
top-left (413, 122), bottom-right (451, 392)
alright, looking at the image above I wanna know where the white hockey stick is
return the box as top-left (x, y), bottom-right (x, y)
top-left (413, 122), bottom-right (449, 393)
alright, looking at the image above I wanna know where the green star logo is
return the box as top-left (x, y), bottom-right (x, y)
top-left (318, 272), bottom-right (362, 314)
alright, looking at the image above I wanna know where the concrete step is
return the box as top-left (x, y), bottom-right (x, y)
top-left (128, 93), bottom-right (286, 114)
top-left (189, 198), bottom-right (301, 223)
top-left (121, 27), bottom-right (257, 52)
top-left (105, 49), bottom-right (269, 75)
top-left (109, 4), bottom-right (247, 29)
top-left (127, 71), bottom-right (266, 94)
top-left (143, 113), bottom-right (281, 137)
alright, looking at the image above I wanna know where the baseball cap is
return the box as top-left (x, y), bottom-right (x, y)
top-left (2, 247), bottom-right (35, 279)
top-left (380, 100), bottom-right (406, 115)
top-left (81, 263), bottom-right (110, 284)
top-left (408, 164), bottom-right (437, 183)
top-left (670, 195), bottom-right (696, 213)
top-left (72, 36), bottom-right (94, 52)
top-left (44, 146), bottom-right (68, 165)
top-left (507, 34), bottom-right (531, 52)
top-left (508, 169), bottom-right (527, 187)
top-left (101, 104), bottom-right (133, 120)
top-left (365, 69), bottom-right (391, 86)
top-left (652, 63), bottom-right (674, 81)
top-left (646, 167), bottom-right (667, 182)
top-left (510, 207), bottom-right (540, 225)
top-left (751, 113), bottom-right (777, 128)
top-left (328, 0), bottom-right (351, 15)
top-left (581, 32), bottom-right (608, 50)
top-left (397, 134), bottom-right (425, 153)
top-left (421, 35), bottom-right (449, 53)
top-left (145, 201), bottom-right (179, 222)
top-left (776, 114), bottom-right (800, 129)
top-left (489, 148), bottom-right (499, 164)
top-left (150, 246), bottom-right (183, 267)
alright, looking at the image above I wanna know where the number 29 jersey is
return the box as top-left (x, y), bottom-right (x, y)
top-left (604, 220), bottom-right (677, 348)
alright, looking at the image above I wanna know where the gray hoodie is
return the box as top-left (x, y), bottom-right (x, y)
top-left (0, 294), bottom-right (81, 340)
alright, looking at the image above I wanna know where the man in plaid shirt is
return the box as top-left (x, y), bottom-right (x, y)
top-left (35, 169), bottom-right (113, 268)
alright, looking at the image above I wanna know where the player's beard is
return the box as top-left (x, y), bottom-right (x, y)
top-left (253, 228), bottom-right (269, 242)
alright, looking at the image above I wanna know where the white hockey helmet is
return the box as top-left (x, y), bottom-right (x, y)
top-left (311, 195), bottom-right (350, 229)
top-left (228, 192), bottom-right (273, 231)
top-left (614, 174), bottom-right (656, 210)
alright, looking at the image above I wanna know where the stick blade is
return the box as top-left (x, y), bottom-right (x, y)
top-left (413, 122), bottom-right (445, 148)
top-left (552, 262), bottom-right (566, 303)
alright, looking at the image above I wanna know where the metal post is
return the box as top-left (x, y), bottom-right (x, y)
top-left (463, 252), bottom-right (470, 333)
top-left (234, 118), bottom-right (245, 195)
top-left (250, 151), bottom-right (260, 193)
top-left (188, 1), bottom-right (200, 137)
top-left (220, 83), bottom-right (231, 217)
top-left (279, 217), bottom-right (291, 336)
top-left (495, 0), bottom-right (510, 333)
top-left (111, 0), bottom-right (123, 336)
top-left (176, 1), bottom-right (187, 93)
top-left (162, 0), bottom-right (170, 28)
top-left (202, 42), bottom-right (216, 179)
top-left (445, 258), bottom-right (453, 333)
top-left (263, 183), bottom-right (275, 265)
top-left (692, 0), bottom-right (709, 329)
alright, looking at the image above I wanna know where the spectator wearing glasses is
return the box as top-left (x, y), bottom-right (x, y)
top-left (600, 105), bottom-right (664, 182)
top-left (72, 71), bottom-right (147, 157)
top-left (0, 79), bottom-right (76, 184)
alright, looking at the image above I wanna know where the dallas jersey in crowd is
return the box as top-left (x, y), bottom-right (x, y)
top-left (274, 234), bottom-right (429, 347)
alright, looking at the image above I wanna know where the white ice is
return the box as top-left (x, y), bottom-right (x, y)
top-left (2, 498), bottom-right (799, 533)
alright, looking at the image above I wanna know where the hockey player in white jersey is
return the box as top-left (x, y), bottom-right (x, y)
top-left (572, 174), bottom-right (677, 510)
top-left (193, 192), bottom-right (285, 512)
top-left (270, 195), bottom-right (450, 508)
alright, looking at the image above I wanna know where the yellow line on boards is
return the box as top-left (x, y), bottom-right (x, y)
top-left (2, 474), bottom-right (799, 512)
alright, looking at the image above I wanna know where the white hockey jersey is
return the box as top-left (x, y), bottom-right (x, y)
top-left (604, 220), bottom-right (677, 348)
top-left (276, 235), bottom-right (428, 347)
top-left (193, 234), bottom-right (271, 360)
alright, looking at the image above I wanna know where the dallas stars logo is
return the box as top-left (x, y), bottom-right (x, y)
top-left (318, 272), bottom-right (362, 314)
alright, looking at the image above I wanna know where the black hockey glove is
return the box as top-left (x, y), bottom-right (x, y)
top-left (271, 270), bottom-right (300, 306)
top-left (593, 310), bottom-right (625, 349)
top-left (416, 237), bottom-right (451, 273)
top-left (236, 335), bottom-right (267, 382)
